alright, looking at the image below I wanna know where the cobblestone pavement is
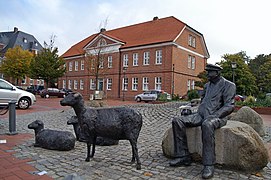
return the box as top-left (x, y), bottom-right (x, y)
top-left (1, 102), bottom-right (271, 179)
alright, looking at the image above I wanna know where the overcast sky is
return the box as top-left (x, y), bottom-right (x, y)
top-left (1, 0), bottom-right (270, 64)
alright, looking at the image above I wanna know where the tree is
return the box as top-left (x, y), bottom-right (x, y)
top-left (219, 53), bottom-right (257, 96)
top-left (248, 54), bottom-right (271, 93)
top-left (0, 46), bottom-right (33, 85)
top-left (195, 71), bottom-right (208, 88)
top-left (29, 36), bottom-right (65, 88)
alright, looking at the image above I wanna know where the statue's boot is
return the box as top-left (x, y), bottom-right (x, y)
top-left (169, 155), bottom-right (191, 167)
top-left (202, 165), bottom-right (214, 179)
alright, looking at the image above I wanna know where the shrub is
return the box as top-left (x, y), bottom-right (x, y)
top-left (187, 90), bottom-right (200, 101)
top-left (172, 94), bottom-right (180, 101)
top-left (157, 93), bottom-right (168, 102)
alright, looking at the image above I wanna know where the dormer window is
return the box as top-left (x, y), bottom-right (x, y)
top-left (23, 38), bottom-right (27, 43)
top-left (97, 38), bottom-right (107, 47)
top-left (34, 42), bottom-right (38, 47)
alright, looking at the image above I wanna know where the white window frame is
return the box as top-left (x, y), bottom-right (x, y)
top-left (155, 77), bottom-right (162, 90)
top-left (41, 80), bottom-right (44, 85)
top-left (29, 79), bottom-right (33, 85)
top-left (191, 56), bottom-right (196, 70)
top-left (143, 51), bottom-right (150, 65)
top-left (188, 55), bottom-right (192, 69)
top-left (123, 54), bottom-right (128, 67)
top-left (69, 62), bottom-right (72, 71)
top-left (133, 53), bottom-right (138, 66)
top-left (142, 77), bottom-right (149, 91)
top-left (191, 80), bottom-right (195, 90)
top-left (90, 79), bottom-right (95, 90)
top-left (74, 80), bottom-right (78, 90)
top-left (75, 61), bottom-right (78, 71)
top-left (132, 77), bottom-right (138, 91)
top-left (68, 80), bottom-right (72, 89)
top-left (155, 50), bottom-right (162, 64)
top-left (108, 56), bottom-right (113, 68)
top-left (80, 79), bottom-right (84, 90)
top-left (187, 80), bottom-right (191, 91)
top-left (81, 60), bottom-right (84, 70)
top-left (122, 77), bottom-right (128, 91)
top-left (107, 78), bottom-right (112, 90)
top-left (62, 80), bottom-right (66, 89)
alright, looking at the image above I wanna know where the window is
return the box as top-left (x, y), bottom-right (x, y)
top-left (187, 80), bottom-right (191, 91)
top-left (74, 80), bottom-right (78, 90)
top-left (188, 55), bottom-right (196, 69)
top-left (188, 35), bottom-right (196, 48)
top-left (81, 60), bottom-right (84, 70)
top-left (69, 62), bottom-right (73, 71)
top-left (188, 55), bottom-right (192, 69)
top-left (41, 80), bottom-right (44, 85)
top-left (191, 80), bottom-right (195, 90)
top-left (90, 79), bottom-right (96, 90)
top-left (62, 80), bottom-right (66, 89)
top-left (155, 50), bottom-right (162, 64)
top-left (99, 58), bottom-right (104, 69)
top-left (30, 79), bottom-right (33, 85)
top-left (23, 38), bottom-right (27, 43)
top-left (107, 78), bottom-right (112, 90)
top-left (155, 77), bottom-right (162, 90)
top-left (22, 77), bottom-right (26, 84)
top-left (122, 77), bottom-right (128, 91)
top-left (191, 56), bottom-right (196, 69)
top-left (143, 52), bottom-right (150, 65)
top-left (133, 53), bottom-right (138, 66)
top-left (80, 80), bottom-right (84, 90)
top-left (37, 80), bottom-right (40, 85)
top-left (75, 61), bottom-right (78, 71)
top-left (123, 54), bottom-right (128, 67)
top-left (108, 56), bottom-right (113, 68)
top-left (68, 80), bottom-right (72, 89)
top-left (142, 77), bottom-right (149, 91)
top-left (132, 77), bottom-right (138, 90)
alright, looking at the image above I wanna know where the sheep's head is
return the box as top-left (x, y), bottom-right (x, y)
top-left (28, 120), bottom-right (44, 130)
top-left (67, 116), bottom-right (78, 125)
top-left (60, 92), bottom-right (83, 107)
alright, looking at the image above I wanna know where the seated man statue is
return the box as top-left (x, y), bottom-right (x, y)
top-left (169, 64), bottom-right (236, 179)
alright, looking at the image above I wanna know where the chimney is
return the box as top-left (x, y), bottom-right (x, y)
top-left (153, 16), bottom-right (159, 21)
top-left (14, 27), bottom-right (18, 33)
top-left (100, 28), bottom-right (106, 33)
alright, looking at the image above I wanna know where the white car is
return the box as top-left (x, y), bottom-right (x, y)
top-left (0, 79), bottom-right (36, 109)
top-left (135, 90), bottom-right (171, 102)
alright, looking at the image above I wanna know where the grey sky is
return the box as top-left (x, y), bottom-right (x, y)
top-left (1, 0), bottom-right (270, 64)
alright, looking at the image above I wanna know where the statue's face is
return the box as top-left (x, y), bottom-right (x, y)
top-left (207, 70), bottom-right (219, 82)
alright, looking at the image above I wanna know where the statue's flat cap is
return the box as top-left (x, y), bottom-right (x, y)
top-left (205, 64), bottom-right (223, 71)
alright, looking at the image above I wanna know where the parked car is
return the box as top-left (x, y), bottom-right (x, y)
top-left (59, 88), bottom-right (73, 95)
top-left (0, 78), bottom-right (36, 109)
top-left (26, 85), bottom-right (44, 95)
top-left (134, 90), bottom-right (171, 102)
top-left (40, 88), bottom-right (66, 98)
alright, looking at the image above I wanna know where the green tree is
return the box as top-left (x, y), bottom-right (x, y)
top-left (0, 46), bottom-right (33, 85)
top-left (219, 52), bottom-right (257, 96)
top-left (249, 54), bottom-right (271, 93)
top-left (195, 71), bottom-right (208, 88)
top-left (29, 37), bottom-right (65, 88)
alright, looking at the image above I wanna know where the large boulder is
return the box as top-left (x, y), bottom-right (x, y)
top-left (162, 121), bottom-right (269, 171)
top-left (231, 106), bottom-right (265, 136)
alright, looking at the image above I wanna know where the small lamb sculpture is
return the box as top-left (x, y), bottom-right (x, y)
top-left (60, 92), bottom-right (143, 170)
top-left (67, 116), bottom-right (119, 146)
top-left (28, 120), bottom-right (76, 151)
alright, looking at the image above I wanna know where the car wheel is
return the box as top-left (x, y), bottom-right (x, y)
top-left (45, 94), bottom-right (49, 98)
top-left (18, 98), bottom-right (30, 110)
top-left (136, 97), bottom-right (141, 102)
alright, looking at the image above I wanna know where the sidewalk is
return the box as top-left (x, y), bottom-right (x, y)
top-left (1, 100), bottom-right (271, 179)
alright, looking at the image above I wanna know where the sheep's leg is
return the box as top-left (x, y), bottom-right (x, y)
top-left (129, 139), bottom-right (141, 170)
top-left (90, 136), bottom-right (96, 158)
top-left (85, 142), bottom-right (91, 162)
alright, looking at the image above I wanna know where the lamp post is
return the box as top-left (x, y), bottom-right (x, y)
top-left (231, 61), bottom-right (237, 83)
top-left (122, 67), bottom-right (127, 101)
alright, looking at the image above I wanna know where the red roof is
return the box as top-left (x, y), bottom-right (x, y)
top-left (62, 16), bottom-right (188, 58)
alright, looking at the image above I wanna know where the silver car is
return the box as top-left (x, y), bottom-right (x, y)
top-left (0, 79), bottom-right (36, 109)
top-left (135, 90), bottom-right (171, 102)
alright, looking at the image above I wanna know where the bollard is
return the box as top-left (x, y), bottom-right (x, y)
top-left (7, 99), bottom-right (18, 135)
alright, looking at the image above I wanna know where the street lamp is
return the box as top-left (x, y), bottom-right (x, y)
top-left (122, 67), bottom-right (127, 101)
top-left (231, 61), bottom-right (237, 83)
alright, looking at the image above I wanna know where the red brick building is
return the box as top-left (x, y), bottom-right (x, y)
top-left (59, 16), bottom-right (209, 100)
